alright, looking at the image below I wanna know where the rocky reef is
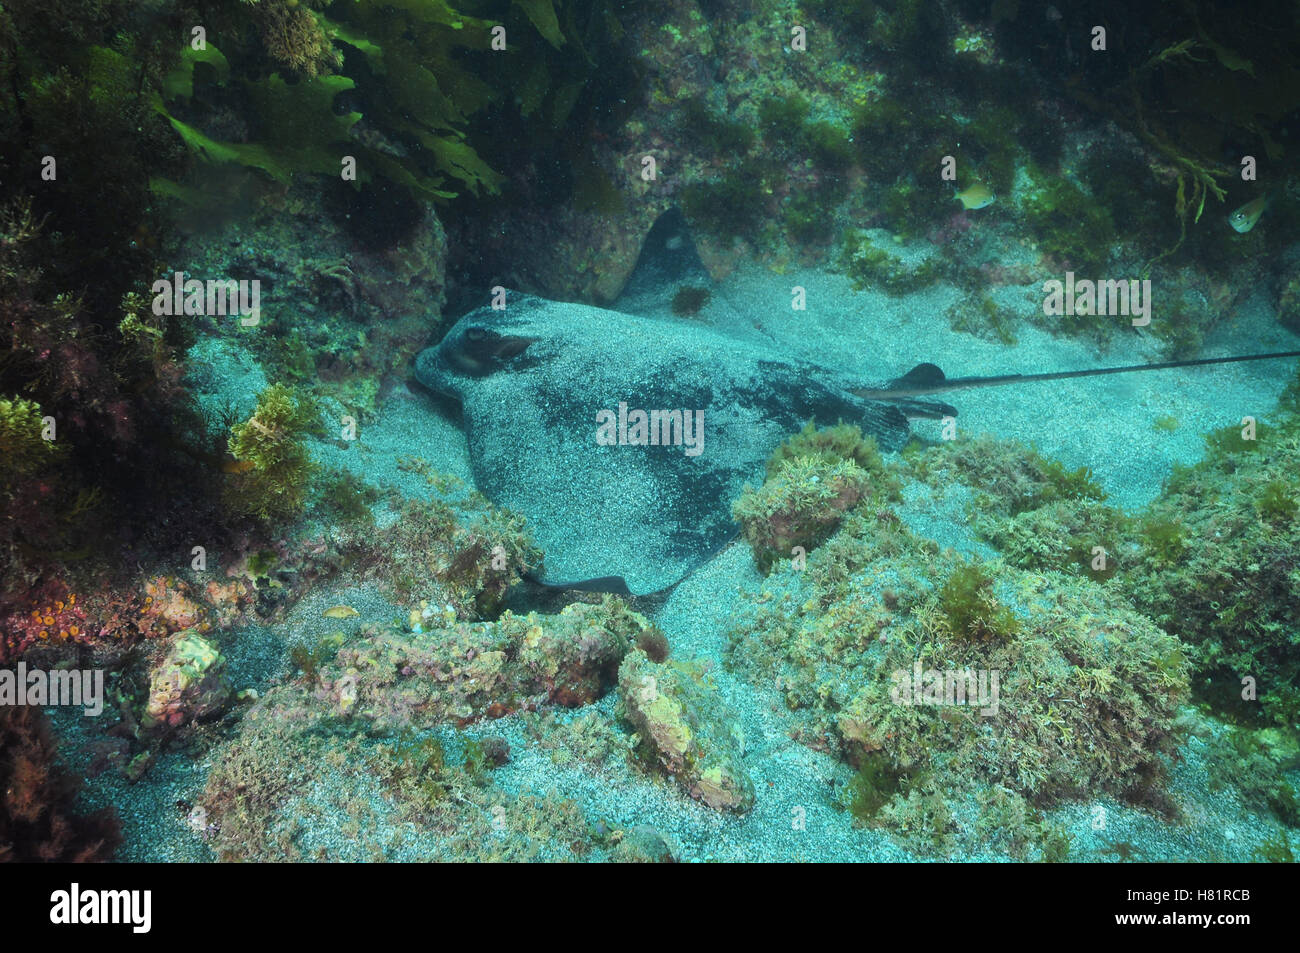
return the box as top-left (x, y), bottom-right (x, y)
top-left (1, 0), bottom-right (1298, 867)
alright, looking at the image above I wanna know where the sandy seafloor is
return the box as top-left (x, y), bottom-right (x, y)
top-left (53, 262), bottom-right (1300, 862)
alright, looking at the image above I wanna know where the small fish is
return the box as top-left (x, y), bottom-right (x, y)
top-left (1228, 195), bottom-right (1269, 234)
top-left (220, 457), bottom-right (255, 474)
top-left (322, 605), bottom-right (359, 619)
top-left (955, 182), bottom-right (995, 210)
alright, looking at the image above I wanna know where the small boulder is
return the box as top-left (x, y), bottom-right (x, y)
top-left (619, 649), bottom-right (754, 812)
top-left (142, 630), bottom-right (232, 732)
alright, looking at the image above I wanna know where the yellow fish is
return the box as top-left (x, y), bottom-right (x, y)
top-left (1228, 195), bottom-right (1268, 233)
top-left (322, 605), bottom-right (359, 619)
top-left (955, 182), bottom-right (995, 210)
top-left (220, 457), bottom-right (255, 474)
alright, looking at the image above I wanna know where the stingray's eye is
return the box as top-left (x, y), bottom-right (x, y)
top-left (449, 326), bottom-right (537, 376)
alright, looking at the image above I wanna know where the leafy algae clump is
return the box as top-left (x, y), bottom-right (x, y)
top-left (765, 419), bottom-right (894, 482)
top-left (1115, 398), bottom-right (1300, 728)
top-left (0, 398), bottom-right (58, 492)
top-left (734, 420), bottom-right (906, 573)
top-left (224, 384), bottom-right (323, 522)
top-left (733, 457), bottom-right (871, 574)
top-left (936, 563), bottom-right (1019, 643)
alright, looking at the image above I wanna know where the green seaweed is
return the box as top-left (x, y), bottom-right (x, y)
top-left (1254, 834), bottom-right (1295, 863)
top-left (1138, 516), bottom-right (1187, 565)
top-left (1205, 421), bottom-right (1265, 456)
top-left (1020, 167), bottom-right (1117, 279)
top-left (783, 190), bottom-right (836, 245)
top-left (801, 120), bottom-right (854, 171)
top-left (841, 232), bottom-right (942, 295)
top-left (224, 384), bottom-right (323, 522)
top-left (1153, 415), bottom-right (1180, 432)
top-left (845, 753), bottom-right (907, 822)
top-left (317, 468), bottom-right (381, 526)
top-left (937, 563), bottom-right (1020, 643)
top-left (681, 160), bottom-right (772, 241)
top-left (765, 420), bottom-right (894, 491)
top-left (670, 286), bottom-right (711, 317)
top-left (680, 97), bottom-right (756, 155)
top-left (758, 94), bottom-right (811, 140)
top-left (149, 0), bottom-right (632, 207)
top-left (1256, 480), bottom-right (1298, 523)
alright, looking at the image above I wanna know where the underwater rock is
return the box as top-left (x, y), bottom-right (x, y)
top-left (203, 578), bottom-right (256, 631)
top-left (315, 597), bottom-right (651, 729)
top-left (360, 204), bottom-right (448, 319)
top-left (142, 630), bottom-right (233, 733)
top-left (376, 495), bottom-right (542, 620)
top-left (200, 701), bottom-right (599, 862)
top-left (141, 575), bottom-right (208, 635)
top-left (515, 600), bottom-right (652, 708)
top-left (609, 825), bottom-right (676, 863)
top-left (1114, 411), bottom-right (1300, 725)
top-left (732, 456), bottom-right (872, 574)
top-left (618, 650), bottom-right (754, 813)
top-left (729, 509), bottom-right (1188, 814)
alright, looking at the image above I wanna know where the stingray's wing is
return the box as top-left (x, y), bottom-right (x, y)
top-left (441, 301), bottom-right (917, 594)
top-left (458, 367), bottom-right (748, 595)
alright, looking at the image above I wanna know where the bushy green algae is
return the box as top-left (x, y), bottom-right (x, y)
top-left (733, 422), bottom-right (900, 574)
top-left (0, 398), bottom-right (58, 492)
top-left (903, 403), bottom-right (1300, 731)
top-left (224, 383), bottom-right (323, 522)
top-left (1115, 412), bottom-right (1300, 729)
top-left (840, 231), bottom-right (943, 295)
top-left (728, 509), bottom-right (1188, 855)
top-left (725, 422), bottom-right (1235, 857)
top-left (146, 0), bottom-right (635, 207)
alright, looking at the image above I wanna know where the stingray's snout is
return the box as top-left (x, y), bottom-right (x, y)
top-left (414, 345), bottom-right (454, 396)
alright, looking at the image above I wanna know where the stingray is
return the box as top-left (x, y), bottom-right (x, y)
top-left (415, 291), bottom-right (1300, 596)
top-left (415, 292), bottom-right (955, 594)
top-left (416, 211), bottom-right (1300, 594)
